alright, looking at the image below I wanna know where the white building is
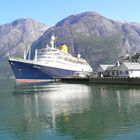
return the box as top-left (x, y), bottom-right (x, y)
top-left (117, 62), bottom-right (140, 77)
top-left (97, 64), bottom-right (115, 77)
top-left (98, 62), bottom-right (140, 78)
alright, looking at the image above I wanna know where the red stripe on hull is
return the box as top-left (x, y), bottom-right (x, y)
top-left (16, 79), bottom-right (55, 83)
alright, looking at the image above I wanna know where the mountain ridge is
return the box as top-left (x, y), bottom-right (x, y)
top-left (0, 18), bottom-right (48, 58)
top-left (1, 11), bottom-right (140, 77)
top-left (31, 12), bottom-right (140, 69)
top-left (0, 18), bottom-right (48, 77)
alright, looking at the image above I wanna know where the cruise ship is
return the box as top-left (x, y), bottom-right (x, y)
top-left (8, 35), bottom-right (93, 83)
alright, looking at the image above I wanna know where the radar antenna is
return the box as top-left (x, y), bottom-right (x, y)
top-left (50, 29), bottom-right (56, 48)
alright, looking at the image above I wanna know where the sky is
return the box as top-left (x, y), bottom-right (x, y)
top-left (0, 0), bottom-right (140, 25)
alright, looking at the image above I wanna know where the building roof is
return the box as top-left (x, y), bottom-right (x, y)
top-left (123, 62), bottom-right (140, 70)
top-left (98, 61), bottom-right (140, 73)
top-left (98, 64), bottom-right (115, 72)
top-left (107, 65), bottom-right (119, 71)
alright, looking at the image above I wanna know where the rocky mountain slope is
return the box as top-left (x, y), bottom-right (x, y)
top-left (1, 11), bottom-right (140, 77)
top-left (0, 18), bottom-right (48, 77)
top-left (32, 12), bottom-right (140, 70)
top-left (0, 18), bottom-right (48, 58)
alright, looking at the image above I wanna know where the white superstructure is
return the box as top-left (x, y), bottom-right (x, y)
top-left (35, 46), bottom-right (93, 73)
top-left (9, 34), bottom-right (93, 83)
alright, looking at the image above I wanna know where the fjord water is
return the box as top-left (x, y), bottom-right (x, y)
top-left (1, 80), bottom-right (140, 140)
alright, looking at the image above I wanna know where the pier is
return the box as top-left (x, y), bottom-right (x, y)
top-left (90, 77), bottom-right (140, 85)
top-left (59, 76), bottom-right (140, 85)
top-left (60, 77), bottom-right (89, 83)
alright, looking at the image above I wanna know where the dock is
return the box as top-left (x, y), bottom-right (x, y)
top-left (89, 77), bottom-right (140, 85)
top-left (60, 77), bottom-right (140, 85)
top-left (60, 77), bottom-right (89, 83)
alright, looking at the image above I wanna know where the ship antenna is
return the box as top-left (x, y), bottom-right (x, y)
top-left (50, 29), bottom-right (56, 48)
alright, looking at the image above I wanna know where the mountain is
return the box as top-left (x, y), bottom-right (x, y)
top-left (2, 12), bottom-right (140, 77)
top-left (0, 18), bottom-right (48, 77)
top-left (31, 12), bottom-right (140, 70)
top-left (0, 18), bottom-right (48, 58)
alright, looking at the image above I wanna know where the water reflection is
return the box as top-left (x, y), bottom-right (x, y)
top-left (14, 82), bottom-right (92, 115)
top-left (89, 85), bottom-right (140, 139)
top-left (3, 82), bottom-right (140, 140)
top-left (12, 82), bottom-right (92, 139)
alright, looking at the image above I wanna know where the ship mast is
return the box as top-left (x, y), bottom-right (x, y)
top-left (23, 45), bottom-right (31, 60)
top-left (50, 29), bottom-right (56, 48)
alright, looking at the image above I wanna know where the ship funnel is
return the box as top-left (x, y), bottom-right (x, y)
top-left (59, 44), bottom-right (68, 53)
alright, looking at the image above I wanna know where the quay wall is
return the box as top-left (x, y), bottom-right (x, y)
top-left (90, 77), bottom-right (140, 85)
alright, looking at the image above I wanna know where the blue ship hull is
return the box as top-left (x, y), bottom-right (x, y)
top-left (9, 59), bottom-right (76, 83)
top-left (9, 59), bottom-right (54, 83)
